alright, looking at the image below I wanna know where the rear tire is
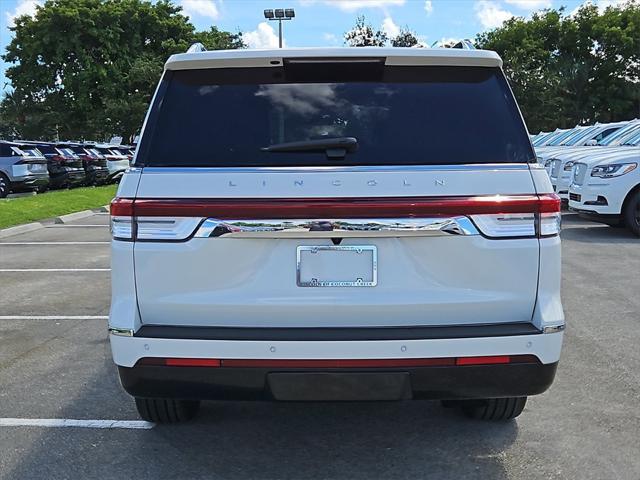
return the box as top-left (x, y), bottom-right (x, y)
top-left (623, 191), bottom-right (640, 237)
top-left (459, 397), bottom-right (527, 421)
top-left (0, 173), bottom-right (9, 198)
top-left (134, 397), bottom-right (200, 423)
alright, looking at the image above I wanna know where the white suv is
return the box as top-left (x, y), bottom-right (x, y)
top-left (109, 47), bottom-right (564, 423)
top-left (569, 148), bottom-right (640, 235)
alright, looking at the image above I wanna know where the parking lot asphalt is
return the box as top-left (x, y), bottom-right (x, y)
top-left (0, 212), bottom-right (639, 480)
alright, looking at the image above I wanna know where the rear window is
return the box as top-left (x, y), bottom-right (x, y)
top-left (137, 64), bottom-right (534, 167)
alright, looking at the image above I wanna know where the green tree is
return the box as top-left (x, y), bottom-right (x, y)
top-left (476, 2), bottom-right (640, 133)
top-left (391, 28), bottom-right (420, 47)
top-left (1, 0), bottom-right (244, 141)
top-left (344, 15), bottom-right (387, 47)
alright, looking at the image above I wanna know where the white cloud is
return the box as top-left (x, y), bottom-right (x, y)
top-left (569, 0), bottom-right (627, 16)
top-left (301, 0), bottom-right (406, 12)
top-left (504, 0), bottom-right (551, 9)
top-left (179, 0), bottom-right (219, 20)
top-left (5, 0), bottom-right (41, 27)
top-left (242, 22), bottom-right (281, 49)
top-left (381, 16), bottom-right (400, 37)
top-left (424, 0), bottom-right (433, 15)
top-left (475, 1), bottom-right (514, 29)
top-left (593, 0), bottom-right (628, 8)
top-left (323, 32), bottom-right (339, 44)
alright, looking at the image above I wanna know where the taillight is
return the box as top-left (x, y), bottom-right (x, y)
top-left (470, 194), bottom-right (561, 239)
top-left (51, 154), bottom-right (65, 163)
top-left (111, 194), bottom-right (561, 241)
top-left (110, 198), bottom-right (202, 241)
top-left (110, 198), bottom-right (135, 240)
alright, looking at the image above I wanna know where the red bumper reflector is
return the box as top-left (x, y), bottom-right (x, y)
top-left (112, 194), bottom-right (561, 220)
top-left (455, 355), bottom-right (510, 366)
top-left (164, 358), bottom-right (221, 367)
top-left (137, 355), bottom-right (539, 368)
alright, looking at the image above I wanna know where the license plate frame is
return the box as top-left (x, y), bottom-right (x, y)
top-left (296, 245), bottom-right (377, 287)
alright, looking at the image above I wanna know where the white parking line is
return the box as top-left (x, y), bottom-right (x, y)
top-left (0, 268), bottom-right (110, 272)
top-left (1, 242), bottom-right (110, 245)
top-left (0, 315), bottom-right (108, 320)
top-left (0, 418), bottom-right (154, 429)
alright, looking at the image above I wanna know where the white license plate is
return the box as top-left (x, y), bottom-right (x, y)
top-left (296, 245), bottom-right (377, 287)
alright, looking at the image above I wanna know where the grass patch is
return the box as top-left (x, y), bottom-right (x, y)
top-left (0, 185), bottom-right (117, 229)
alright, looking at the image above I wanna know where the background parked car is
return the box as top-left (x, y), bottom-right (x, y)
top-left (23, 141), bottom-right (86, 189)
top-left (60, 142), bottom-right (110, 186)
top-left (569, 147), bottom-right (640, 235)
top-left (91, 145), bottom-right (130, 182)
top-left (0, 140), bottom-right (49, 197)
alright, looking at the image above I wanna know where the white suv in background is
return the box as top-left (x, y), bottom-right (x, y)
top-left (569, 148), bottom-right (640, 235)
top-left (109, 47), bottom-right (564, 423)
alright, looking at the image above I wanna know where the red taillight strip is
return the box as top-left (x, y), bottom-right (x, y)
top-left (137, 355), bottom-right (539, 368)
top-left (110, 197), bottom-right (134, 216)
top-left (112, 194), bottom-right (561, 219)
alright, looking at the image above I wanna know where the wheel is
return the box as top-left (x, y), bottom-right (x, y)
top-left (459, 397), bottom-right (527, 421)
top-left (0, 173), bottom-right (9, 198)
top-left (623, 191), bottom-right (640, 237)
top-left (134, 397), bottom-right (200, 423)
top-left (37, 185), bottom-right (48, 194)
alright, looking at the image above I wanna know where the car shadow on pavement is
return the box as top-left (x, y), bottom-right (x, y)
top-left (560, 214), bottom-right (637, 244)
top-left (6, 359), bottom-right (519, 480)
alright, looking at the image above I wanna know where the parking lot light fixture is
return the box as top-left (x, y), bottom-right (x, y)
top-left (263, 7), bottom-right (295, 48)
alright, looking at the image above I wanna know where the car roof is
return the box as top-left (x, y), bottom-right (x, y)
top-left (165, 47), bottom-right (503, 71)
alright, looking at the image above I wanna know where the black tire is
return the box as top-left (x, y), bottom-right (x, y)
top-left (623, 190), bottom-right (640, 237)
top-left (459, 397), bottom-right (527, 421)
top-left (134, 397), bottom-right (200, 423)
top-left (0, 173), bottom-right (9, 198)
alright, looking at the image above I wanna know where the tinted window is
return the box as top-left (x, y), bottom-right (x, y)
top-left (138, 65), bottom-right (534, 167)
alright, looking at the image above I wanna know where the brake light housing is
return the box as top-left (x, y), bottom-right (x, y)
top-left (110, 194), bottom-right (561, 241)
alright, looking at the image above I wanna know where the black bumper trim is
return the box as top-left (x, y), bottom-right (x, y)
top-left (134, 322), bottom-right (542, 341)
top-left (118, 362), bottom-right (558, 401)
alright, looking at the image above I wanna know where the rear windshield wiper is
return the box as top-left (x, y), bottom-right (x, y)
top-left (261, 137), bottom-right (358, 158)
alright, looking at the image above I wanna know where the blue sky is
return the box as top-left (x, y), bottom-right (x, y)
top-left (0, 0), bottom-right (623, 93)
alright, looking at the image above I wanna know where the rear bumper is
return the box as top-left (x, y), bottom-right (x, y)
top-left (85, 166), bottom-right (109, 184)
top-left (117, 361), bottom-right (558, 401)
top-left (110, 329), bottom-right (563, 367)
top-left (110, 330), bottom-right (563, 400)
top-left (49, 169), bottom-right (85, 188)
top-left (10, 174), bottom-right (49, 192)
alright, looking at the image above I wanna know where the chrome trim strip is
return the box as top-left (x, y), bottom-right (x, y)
top-left (194, 217), bottom-right (479, 238)
top-left (542, 325), bottom-right (565, 334)
top-left (141, 164), bottom-right (531, 174)
top-left (109, 327), bottom-right (135, 337)
top-left (296, 245), bottom-right (377, 287)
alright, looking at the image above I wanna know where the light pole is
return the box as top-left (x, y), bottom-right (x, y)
top-left (263, 8), bottom-right (295, 48)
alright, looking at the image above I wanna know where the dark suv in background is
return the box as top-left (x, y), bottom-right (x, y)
top-left (60, 142), bottom-right (110, 185)
top-left (23, 142), bottom-right (86, 189)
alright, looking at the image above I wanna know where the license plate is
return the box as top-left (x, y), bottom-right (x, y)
top-left (296, 245), bottom-right (377, 287)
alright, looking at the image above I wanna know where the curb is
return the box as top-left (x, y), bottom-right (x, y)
top-left (0, 205), bottom-right (110, 239)
top-left (0, 222), bottom-right (44, 239)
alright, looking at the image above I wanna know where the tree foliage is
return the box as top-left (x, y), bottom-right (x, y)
top-left (1, 0), bottom-right (244, 141)
top-left (391, 28), bottom-right (420, 47)
top-left (476, 2), bottom-right (640, 133)
top-left (344, 15), bottom-right (387, 47)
